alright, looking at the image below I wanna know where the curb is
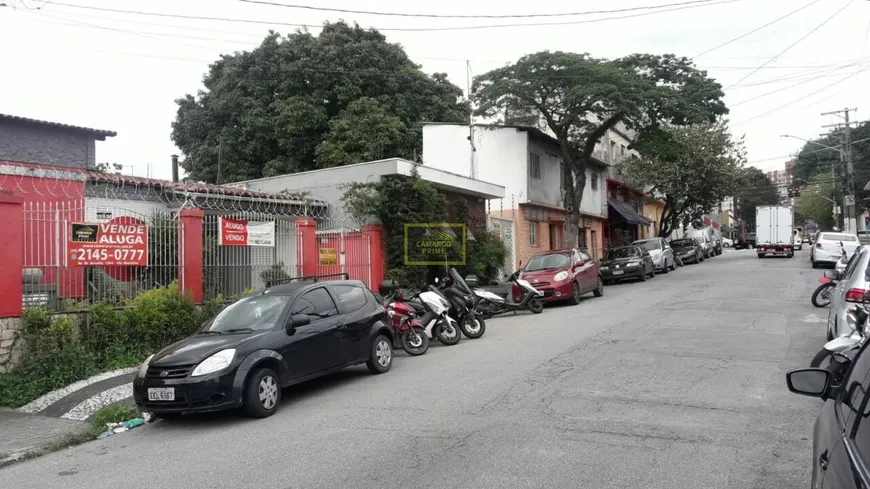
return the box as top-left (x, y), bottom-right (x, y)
top-left (19, 367), bottom-right (137, 414)
top-left (16, 368), bottom-right (137, 421)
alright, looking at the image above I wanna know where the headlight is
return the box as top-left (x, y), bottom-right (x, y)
top-left (600, 266), bottom-right (609, 270)
top-left (626, 261), bottom-right (640, 267)
top-left (553, 271), bottom-right (569, 281)
top-left (191, 349), bottom-right (236, 377)
top-left (138, 354), bottom-right (154, 378)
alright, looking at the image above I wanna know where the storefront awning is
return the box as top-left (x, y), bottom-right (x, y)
top-left (608, 199), bottom-right (651, 226)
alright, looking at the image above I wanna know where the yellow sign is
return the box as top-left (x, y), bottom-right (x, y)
top-left (404, 223), bottom-right (467, 266)
top-left (319, 247), bottom-right (337, 265)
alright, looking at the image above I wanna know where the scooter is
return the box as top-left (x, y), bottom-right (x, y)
top-left (435, 268), bottom-right (486, 339)
top-left (382, 290), bottom-right (429, 356)
top-left (467, 270), bottom-right (545, 319)
top-left (811, 270), bottom-right (841, 308)
top-left (378, 281), bottom-right (462, 346)
top-left (810, 297), bottom-right (869, 368)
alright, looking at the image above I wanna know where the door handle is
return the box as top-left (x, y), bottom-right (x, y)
top-left (819, 451), bottom-right (829, 471)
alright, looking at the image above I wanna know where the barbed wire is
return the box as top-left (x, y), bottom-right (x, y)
top-left (0, 161), bottom-right (333, 218)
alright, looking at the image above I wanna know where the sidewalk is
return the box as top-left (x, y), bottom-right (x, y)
top-left (0, 408), bottom-right (89, 467)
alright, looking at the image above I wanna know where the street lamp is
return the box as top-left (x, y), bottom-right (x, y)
top-left (780, 134), bottom-right (845, 155)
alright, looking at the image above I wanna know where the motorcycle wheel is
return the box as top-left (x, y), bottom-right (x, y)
top-left (810, 348), bottom-right (832, 368)
top-left (400, 327), bottom-right (429, 356)
top-left (529, 297), bottom-right (544, 314)
top-left (459, 315), bottom-right (486, 339)
top-left (811, 282), bottom-right (836, 308)
top-left (435, 320), bottom-right (462, 345)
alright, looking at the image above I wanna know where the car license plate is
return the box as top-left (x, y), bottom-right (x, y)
top-left (147, 388), bottom-right (175, 401)
top-left (612, 270), bottom-right (624, 275)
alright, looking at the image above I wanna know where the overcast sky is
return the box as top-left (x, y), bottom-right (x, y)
top-left (0, 0), bottom-right (867, 181)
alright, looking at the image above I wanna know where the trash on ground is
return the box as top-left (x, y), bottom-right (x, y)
top-left (96, 418), bottom-right (145, 439)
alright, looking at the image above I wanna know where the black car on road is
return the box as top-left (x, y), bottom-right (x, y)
top-left (670, 238), bottom-right (704, 264)
top-left (734, 232), bottom-right (757, 250)
top-left (133, 280), bottom-right (394, 419)
top-left (786, 339), bottom-right (870, 488)
top-left (600, 245), bottom-right (655, 284)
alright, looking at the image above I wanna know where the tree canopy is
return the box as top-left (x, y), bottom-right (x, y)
top-left (472, 51), bottom-right (727, 246)
top-left (171, 22), bottom-right (469, 183)
top-left (795, 173), bottom-right (839, 230)
top-left (622, 122), bottom-right (744, 237)
top-left (733, 166), bottom-right (781, 229)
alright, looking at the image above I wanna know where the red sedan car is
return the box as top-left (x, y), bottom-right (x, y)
top-left (513, 248), bottom-right (604, 305)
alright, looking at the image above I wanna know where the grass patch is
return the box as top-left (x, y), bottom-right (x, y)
top-left (88, 403), bottom-right (141, 437)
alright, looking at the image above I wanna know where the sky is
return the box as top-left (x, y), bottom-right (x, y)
top-left (0, 0), bottom-right (868, 182)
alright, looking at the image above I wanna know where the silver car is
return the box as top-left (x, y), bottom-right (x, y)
top-left (632, 238), bottom-right (676, 273)
top-left (827, 245), bottom-right (870, 340)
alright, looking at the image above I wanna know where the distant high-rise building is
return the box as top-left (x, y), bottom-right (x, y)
top-left (767, 160), bottom-right (795, 206)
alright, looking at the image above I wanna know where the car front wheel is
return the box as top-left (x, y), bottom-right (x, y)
top-left (243, 367), bottom-right (281, 418)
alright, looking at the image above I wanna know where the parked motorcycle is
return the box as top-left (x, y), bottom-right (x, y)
top-left (811, 270), bottom-right (842, 308)
top-left (382, 290), bottom-right (429, 356)
top-left (378, 281), bottom-right (462, 346)
top-left (810, 295), bottom-right (870, 368)
top-left (435, 268), bottom-right (486, 339)
top-left (466, 270), bottom-right (545, 319)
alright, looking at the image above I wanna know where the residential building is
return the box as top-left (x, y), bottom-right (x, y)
top-left (767, 160), bottom-right (795, 206)
top-left (422, 123), bottom-right (607, 271)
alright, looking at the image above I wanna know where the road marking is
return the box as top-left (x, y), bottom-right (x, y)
top-left (18, 367), bottom-right (137, 414)
top-left (801, 313), bottom-right (827, 323)
top-left (61, 383), bottom-right (133, 421)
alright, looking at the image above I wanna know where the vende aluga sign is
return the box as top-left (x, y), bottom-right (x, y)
top-left (218, 217), bottom-right (275, 247)
top-left (68, 219), bottom-right (148, 266)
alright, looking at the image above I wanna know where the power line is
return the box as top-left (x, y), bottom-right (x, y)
top-left (692, 0), bottom-right (824, 59)
top-left (733, 65), bottom-right (870, 127)
top-left (32, 0), bottom-right (739, 32)
top-left (725, 0), bottom-right (855, 90)
top-left (236, 0), bottom-right (723, 19)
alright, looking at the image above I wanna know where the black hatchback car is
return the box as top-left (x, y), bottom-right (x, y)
top-left (670, 238), bottom-right (704, 264)
top-left (786, 339), bottom-right (870, 488)
top-left (600, 245), bottom-right (654, 284)
top-left (133, 280), bottom-right (394, 419)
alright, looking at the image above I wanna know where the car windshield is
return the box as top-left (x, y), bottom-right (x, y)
top-left (670, 239), bottom-right (694, 247)
top-left (634, 240), bottom-right (661, 251)
top-left (606, 247), bottom-right (640, 259)
top-left (821, 233), bottom-right (857, 242)
top-left (525, 253), bottom-right (571, 271)
top-left (746, 233), bottom-right (756, 239)
top-left (205, 295), bottom-right (288, 332)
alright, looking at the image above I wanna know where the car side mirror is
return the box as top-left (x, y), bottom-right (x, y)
top-left (824, 270), bottom-right (840, 280)
top-left (288, 314), bottom-right (310, 330)
top-left (786, 368), bottom-right (831, 398)
top-left (574, 261), bottom-right (584, 269)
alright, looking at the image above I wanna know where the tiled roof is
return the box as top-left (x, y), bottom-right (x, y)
top-left (0, 113), bottom-right (117, 138)
top-left (86, 171), bottom-right (321, 204)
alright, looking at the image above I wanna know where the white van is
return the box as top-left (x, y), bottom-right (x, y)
top-left (687, 228), bottom-right (714, 259)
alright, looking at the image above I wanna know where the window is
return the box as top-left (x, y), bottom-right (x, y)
top-left (529, 222), bottom-right (538, 246)
top-left (590, 172), bottom-right (598, 191)
top-left (843, 249), bottom-right (864, 280)
top-left (331, 285), bottom-right (368, 313)
top-left (529, 153), bottom-right (541, 179)
top-left (579, 251), bottom-right (591, 263)
top-left (290, 288), bottom-right (338, 320)
top-left (620, 144), bottom-right (626, 156)
top-left (206, 295), bottom-right (289, 332)
top-left (526, 252), bottom-right (570, 271)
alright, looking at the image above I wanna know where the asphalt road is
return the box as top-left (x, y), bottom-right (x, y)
top-left (2, 248), bottom-right (826, 489)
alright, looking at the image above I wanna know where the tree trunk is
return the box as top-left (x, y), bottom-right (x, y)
top-left (560, 160), bottom-right (586, 249)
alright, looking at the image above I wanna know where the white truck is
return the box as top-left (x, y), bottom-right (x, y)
top-left (756, 205), bottom-right (795, 258)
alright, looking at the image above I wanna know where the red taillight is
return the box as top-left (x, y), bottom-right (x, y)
top-left (816, 242), bottom-right (823, 248)
top-left (846, 288), bottom-right (867, 303)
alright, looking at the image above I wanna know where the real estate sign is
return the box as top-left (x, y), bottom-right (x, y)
top-left (68, 217), bottom-right (148, 267)
top-left (218, 217), bottom-right (275, 247)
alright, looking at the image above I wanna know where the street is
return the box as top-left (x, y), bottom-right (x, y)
top-left (2, 249), bottom-right (824, 489)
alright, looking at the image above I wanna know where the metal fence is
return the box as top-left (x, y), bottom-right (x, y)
top-left (202, 212), bottom-right (301, 299)
top-left (314, 221), bottom-right (373, 289)
top-left (22, 200), bottom-right (180, 309)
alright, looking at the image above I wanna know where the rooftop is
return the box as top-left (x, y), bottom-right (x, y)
top-left (0, 113), bottom-right (117, 140)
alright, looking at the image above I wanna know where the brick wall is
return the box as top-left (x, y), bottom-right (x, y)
top-left (0, 120), bottom-right (97, 169)
top-left (442, 191), bottom-right (488, 234)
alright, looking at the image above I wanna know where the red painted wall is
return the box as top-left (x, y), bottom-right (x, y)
top-left (0, 162), bottom-right (86, 299)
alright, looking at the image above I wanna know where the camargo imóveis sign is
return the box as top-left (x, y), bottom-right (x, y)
top-left (68, 218), bottom-right (148, 266)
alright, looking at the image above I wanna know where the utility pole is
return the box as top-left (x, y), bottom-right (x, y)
top-left (822, 108), bottom-right (858, 234)
top-left (466, 60), bottom-right (476, 179)
top-left (217, 137), bottom-right (223, 185)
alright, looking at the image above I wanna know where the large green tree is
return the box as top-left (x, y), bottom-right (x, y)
top-left (734, 167), bottom-right (781, 229)
top-left (622, 122), bottom-right (744, 237)
top-left (472, 52), bottom-right (727, 247)
top-left (795, 173), bottom-right (839, 231)
top-left (172, 22), bottom-right (469, 183)
top-left (790, 122), bottom-right (870, 217)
